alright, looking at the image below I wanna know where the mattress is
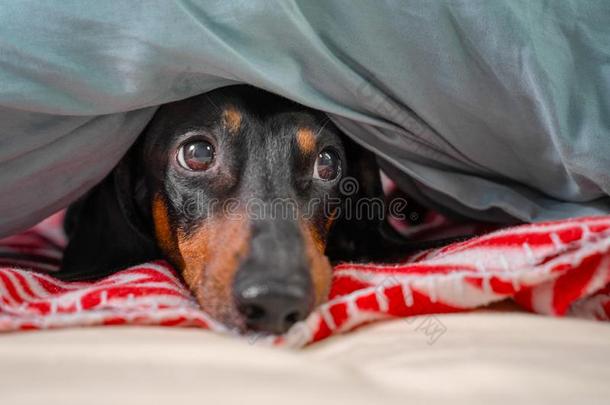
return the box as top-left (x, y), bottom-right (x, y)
top-left (1, 310), bottom-right (608, 405)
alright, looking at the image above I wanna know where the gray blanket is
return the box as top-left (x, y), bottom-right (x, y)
top-left (1, 0), bottom-right (609, 237)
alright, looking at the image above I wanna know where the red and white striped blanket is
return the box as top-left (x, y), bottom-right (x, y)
top-left (1, 211), bottom-right (609, 348)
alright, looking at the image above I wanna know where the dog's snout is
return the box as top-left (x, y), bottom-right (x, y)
top-left (231, 218), bottom-right (316, 334)
top-left (235, 281), bottom-right (312, 334)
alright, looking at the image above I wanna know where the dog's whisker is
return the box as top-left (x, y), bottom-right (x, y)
top-left (315, 117), bottom-right (332, 137)
top-left (205, 94), bottom-right (222, 114)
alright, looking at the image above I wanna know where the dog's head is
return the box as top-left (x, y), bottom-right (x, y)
top-left (61, 85), bottom-right (391, 334)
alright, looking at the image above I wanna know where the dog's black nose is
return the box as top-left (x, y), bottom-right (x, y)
top-left (234, 282), bottom-right (312, 335)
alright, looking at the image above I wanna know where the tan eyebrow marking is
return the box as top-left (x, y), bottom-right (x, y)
top-left (222, 106), bottom-right (242, 133)
top-left (296, 128), bottom-right (317, 155)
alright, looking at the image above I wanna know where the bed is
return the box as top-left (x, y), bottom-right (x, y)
top-left (1, 311), bottom-right (609, 405)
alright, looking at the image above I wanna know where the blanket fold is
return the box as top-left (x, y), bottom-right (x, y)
top-left (1, 212), bottom-right (608, 348)
top-left (2, 1), bottom-right (610, 236)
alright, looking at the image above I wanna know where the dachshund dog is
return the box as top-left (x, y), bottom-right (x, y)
top-left (59, 85), bottom-right (414, 334)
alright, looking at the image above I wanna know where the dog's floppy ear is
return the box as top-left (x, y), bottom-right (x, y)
top-left (325, 135), bottom-right (408, 262)
top-left (58, 152), bottom-right (158, 281)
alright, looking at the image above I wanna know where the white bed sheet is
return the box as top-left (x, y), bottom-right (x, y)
top-left (1, 311), bottom-right (608, 405)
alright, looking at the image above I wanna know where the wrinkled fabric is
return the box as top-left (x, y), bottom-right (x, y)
top-left (2, 211), bottom-right (610, 346)
top-left (1, 0), bottom-right (609, 236)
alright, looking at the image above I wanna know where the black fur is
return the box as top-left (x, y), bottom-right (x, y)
top-left (59, 85), bottom-right (417, 281)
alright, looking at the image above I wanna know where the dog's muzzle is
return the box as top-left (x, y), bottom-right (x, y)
top-left (232, 218), bottom-right (314, 334)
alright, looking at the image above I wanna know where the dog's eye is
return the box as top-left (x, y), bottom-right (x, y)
top-left (313, 148), bottom-right (340, 181)
top-left (177, 140), bottom-right (215, 171)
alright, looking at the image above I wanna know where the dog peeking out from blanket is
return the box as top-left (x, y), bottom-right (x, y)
top-left (59, 85), bottom-right (417, 334)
